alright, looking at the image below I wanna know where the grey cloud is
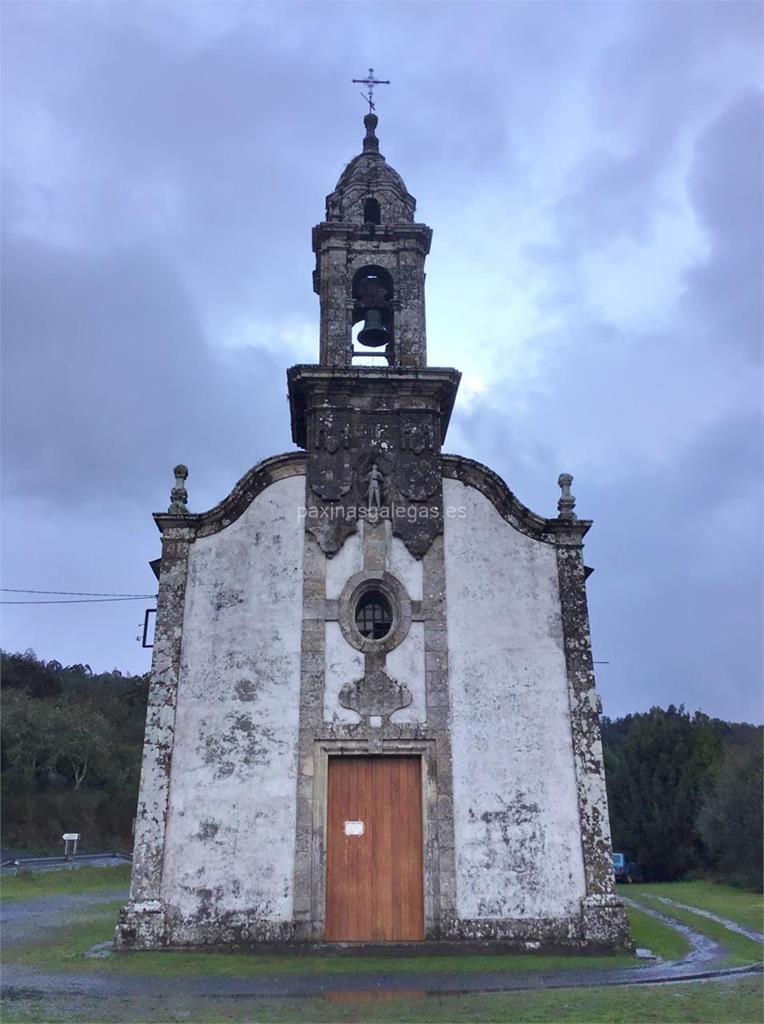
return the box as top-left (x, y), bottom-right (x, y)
top-left (683, 91), bottom-right (763, 361)
top-left (546, 4), bottom-right (761, 264)
top-left (1, 231), bottom-right (292, 509)
top-left (584, 411), bottom-right (762, 722)
top-left (592, 0), bottom-right (761, 142)
top-left (553, 148), bottom-right (663, 248)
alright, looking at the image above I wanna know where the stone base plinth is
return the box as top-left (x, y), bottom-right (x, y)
top-left (114, 898), bottom-right (632, 954)
top-left (580, 894), bottom-right (633, 951)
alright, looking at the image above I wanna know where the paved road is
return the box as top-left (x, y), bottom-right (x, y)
top-left (1, 890), bottom-right (127, 948)
top-left (1, 854), bottom-right (131, 875)
top-left (1, 888), bottom-right (761, 1002)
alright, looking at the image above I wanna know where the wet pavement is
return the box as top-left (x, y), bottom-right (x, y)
top-left (1, 890), bottom-right (128, 948)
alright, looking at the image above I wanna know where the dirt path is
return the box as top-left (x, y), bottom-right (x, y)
top-left (642, 895), bottom-right (764, 944)
top-left (620, 895), bottom-right (721, 964)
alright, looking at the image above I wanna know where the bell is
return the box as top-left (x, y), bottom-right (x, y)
top-left (357, 309), bottom-right (389, 348)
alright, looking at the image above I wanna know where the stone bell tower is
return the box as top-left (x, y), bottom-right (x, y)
top-left (289, 112), bottom-right (461, 558)
top-left (315, 112), bottom-right (430, 368)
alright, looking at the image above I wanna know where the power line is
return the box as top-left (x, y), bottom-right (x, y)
top-left (1, 588), bottom-right (154, 597)
top-left (1, 596), bottom-right (155, 605)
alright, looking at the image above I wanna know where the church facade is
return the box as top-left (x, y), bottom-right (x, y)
top-left (117, 114), bottom-right (630, 951)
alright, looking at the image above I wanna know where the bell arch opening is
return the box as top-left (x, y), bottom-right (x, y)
top-left (351, 265), bottom-right (394, 363)
top-left (363, 197), bottom-right (381, 225)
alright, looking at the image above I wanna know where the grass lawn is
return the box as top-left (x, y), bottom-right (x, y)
top-left (4, 976), bottom-right (763, 1023)
top-left (631, 880), bottom-right (764, 933)
top-left (0, 864), bottom-right (131, 901)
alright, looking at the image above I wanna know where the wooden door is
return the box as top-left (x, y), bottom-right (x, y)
top-left (325, 756), bottom-right (424, 941)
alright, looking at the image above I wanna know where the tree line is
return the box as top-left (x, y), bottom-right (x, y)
top-left (603, 706), bottom-right (762, 890)
top-left (1, 650), bottom-right (761, 889)
top-left (1, 649), bottom-right (149, 854)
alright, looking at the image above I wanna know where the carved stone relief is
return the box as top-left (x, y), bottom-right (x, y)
top-left (304, 407), bottom-right (444, 558)
top-left (334, 570), bottom-right (415, 724)
top-left (339, 667), bottom-right (412, 723)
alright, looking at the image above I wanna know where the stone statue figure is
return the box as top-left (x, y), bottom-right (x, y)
top-left (367, 463), bottom-right (383, 511)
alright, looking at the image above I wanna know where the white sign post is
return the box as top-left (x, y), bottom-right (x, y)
top-left (62, 833), bottom-right (80, 858)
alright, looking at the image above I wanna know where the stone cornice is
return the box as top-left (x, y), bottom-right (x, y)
top-left (312, 222), bottom-right (432, 253)
top-left (287, 365), bottom-right (461, 448)
top-left (441, 454), bottom-right (592, 545)
top-left (153, 452), bottom-right (307, 539)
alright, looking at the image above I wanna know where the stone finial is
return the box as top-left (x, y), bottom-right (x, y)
top-left (168, 464), bottom-right (189, 514)
top-left (363, 112), bottom-right (380, 153)
top-left (557, 473), bottom-right (577, 520)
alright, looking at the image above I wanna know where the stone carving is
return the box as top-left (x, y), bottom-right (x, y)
top-left (367, 462), bottom-right (383, 511)
top-left (168, 464), bottom-right (189, 514)
top-left (291, 378), bottom-right (454, 558)
top-left (315, 420), bottom-right (350, 454)
top-left (394, 454), bottom-right (440, 501)
top-left (401, 418), bottom-right (435, 454)
top-left (557, 473), bottom-right (577, 520)
top-left (308, 453), bottom-right (353, 501)
top-left (339, 668), bottom-right (412, 723)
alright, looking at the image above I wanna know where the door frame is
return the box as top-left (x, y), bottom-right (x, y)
top-left (310, 739), bottom-right (439, 940)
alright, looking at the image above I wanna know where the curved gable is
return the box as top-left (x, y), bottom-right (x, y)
top-left (441, 454), bottom-right (590, 543)
top-left (154, 452), bottom-right (306, 539)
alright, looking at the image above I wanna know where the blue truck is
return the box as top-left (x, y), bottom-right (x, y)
top-left (612, 851), bottom-right (640, 883)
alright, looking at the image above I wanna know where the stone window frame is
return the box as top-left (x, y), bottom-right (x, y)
top-left (309, 738), bottom-right (440, 940)
top-left (337, 570), bottom-right (412, 655)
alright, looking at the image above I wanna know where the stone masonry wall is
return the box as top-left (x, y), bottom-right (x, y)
top-left (158, 475), bottom-right (305, 937)
top-left (443, 478), bottom-right (588, 922)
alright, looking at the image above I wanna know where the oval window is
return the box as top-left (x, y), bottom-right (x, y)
top-left (354, 590), bottom-right (393, 640)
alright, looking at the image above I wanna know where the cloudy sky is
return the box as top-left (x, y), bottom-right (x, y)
top-left (2, 1), bottom-right (761, 722)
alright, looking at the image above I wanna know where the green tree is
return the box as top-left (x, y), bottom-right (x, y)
top-left (52, 703), bottom-right (113, 790)
top-left (0, 649), bottom-right (62, 699)
top-left (1, 649), bottom-right (149, 852)
top-left (0, 690), bottom-right (59, 783)
top-left (698, 733), bottom-right (763, 891)
top-left (604, 705), bottom-right (723, 880)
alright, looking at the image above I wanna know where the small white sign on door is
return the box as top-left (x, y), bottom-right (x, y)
top-left (344, 820), bottom-right (364, 836)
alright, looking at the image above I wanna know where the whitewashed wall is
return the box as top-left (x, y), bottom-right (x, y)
top-left (443, 478), bottom-right (587, 920)
top-left (325, 532), bottom-right (362, 599)
top-left (160, 475), bottom-right (305, 922)
top-left (389, 532), bottom-right (423, 600)
top-left (324, 620), bottom-right (364, 724)
top-left (387, 621), bottom-right (426, 723)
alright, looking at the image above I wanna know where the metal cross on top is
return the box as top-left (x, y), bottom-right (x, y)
top-left (352, 67), bottom-right (390, 113)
